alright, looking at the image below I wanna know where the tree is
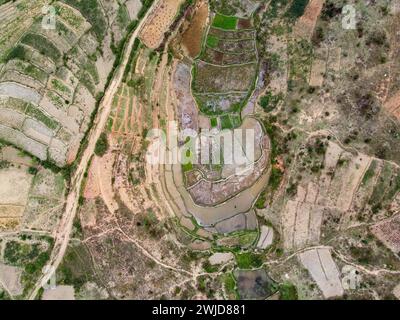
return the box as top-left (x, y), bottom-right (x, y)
top-left (94, 133), bottom-right (108, 157)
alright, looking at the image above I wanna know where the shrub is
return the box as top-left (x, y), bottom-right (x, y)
top-left (28, 167), bottom-right (38, 175)
top-left (94, 132), bottom-right (108, 157)
top-left (286, 0), bottom-right (309, 19)
top-left (269, 167), bottom-right (284, 191)
top-left (5, 45), bottom-right (27, 62)
top-left (279, 282), bottom-right (298, 300)
top-left (202, 261), bottom-right (218, 273)
top-left (259, 92), bottom-right (282, 112)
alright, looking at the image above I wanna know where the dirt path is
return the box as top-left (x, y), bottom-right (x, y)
top-left (28, 0), bottom-right (162, 300)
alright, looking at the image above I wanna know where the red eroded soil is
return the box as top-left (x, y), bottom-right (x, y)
top-left (237, 18), bottom-right (252, 29)
top-left (182, 1), bottom-right (209, 58)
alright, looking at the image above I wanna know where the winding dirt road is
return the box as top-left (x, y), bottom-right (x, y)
top-left (28, 0), bottom-right (161, 299)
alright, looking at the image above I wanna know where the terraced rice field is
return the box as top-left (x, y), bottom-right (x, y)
top-left (192, 12), bottom-right (259, 116)
top-left (154, 10), bottom-right (270, 236)
top-left (212, 13), bottom-right (238, 30)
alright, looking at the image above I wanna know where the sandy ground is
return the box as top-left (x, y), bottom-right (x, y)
top-left (83, 159), bottom-right (101, 199)
top-left (393, 283), bottom-right (400, 299)
top-left (328, 47), bottom-right (341, 72)
top-left (96, 153), bottom-right (119, 214)
top-left (282, 187), bottom-right (324, 250)
top-left (0, 82), bottom-right (41, 104)
top-left (0, 167), bottom-right (32, 205)
top-left (84, 152), bottom-right (118, 212)
top-left (125, 0), bottom-right (142, 20)
top-left (42, 285), bottom-right (75, 300)
top-left (173, 62), bottom-right (199, 131)
top-left (299, 248), bottom-right (343, 299)
top-left (257, 225), bottom-right (274, 249)
top-left (208, 252), bottom-right (234, 265)
top-left (0, 145), bottom-right (33, 166)
top-left (309, 59), bottom-right (326, 87)
top-left (0, 263), bottom-right (23, 297)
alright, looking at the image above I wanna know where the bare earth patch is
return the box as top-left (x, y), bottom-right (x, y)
top-left (299, 248), bottom-right (343, 299)
top-left (42, 285), bottom-right (75, 300)
top-left (294, 0), bottom-right (325, 40)
top-left (181, 0), bottom-right (209, 58)
top-left (0, 263), bottom-right (23, 297)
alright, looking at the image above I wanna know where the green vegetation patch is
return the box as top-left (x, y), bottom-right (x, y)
top-left (220, 115), bottom-right (233, 130)
top-left (116, 4), bottom-right (130, 29)
top-left (193, 62), bottom-right (257, 93)
top-left (255, 190), bottom-right (267, 209)
top-left (83, 60), bottom-right (99, 84)
top-left (20, 33), bottom-right (61, 63)
top-left (202, 260), bottom-right (219, 273)
top-left (4, 237), bottom-right (54, 295)
top-left (182, 162), bottom-right (193, 173)
top-left (19, 62), bottom-right (48, 83)
top-left (5, 46), bottom-right (29, 63)
top-left (368, 163), bottom-right (395, 212)
top-left (94, 132), bottom-right (109, 157)
top-left (286, 0), bottom-right (309, 19)
top-left (362, 160), bottom-right (378, 185)
top-left (194, 93), bottom-right (247, 115)
top-left (57, 243), bottom-right (96, 290)
top-left (206, 35), bottom-right (219, 48)
top-left (268, 167), bottom-right (284, 191)
top-left (259, 92), bottom-right (283, 112)
top-left (223, 273), bottom-right (238, 299)
top-left (212, 13), bottom-right (238, 30)
top-left (51, 78), bottom-right (72, 95)
top-left (230, 115), bottom-right (241, 128)
top-left (54, 2), bottom-right (86, 30)
top-left (26, 104), bottom-right (59, 130)
top-left (288, 39), bottom-right (313, 83)
top-left (47, 91), bottom-right (66, 109)
top-left (78, 70), bottom-right (96, 95)
top-left (279, 282), bottom-right (298, 300)
top-left (235, 252), bottom-right (263, 269)
top-left (64, 0), bottom-right (107, 41)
